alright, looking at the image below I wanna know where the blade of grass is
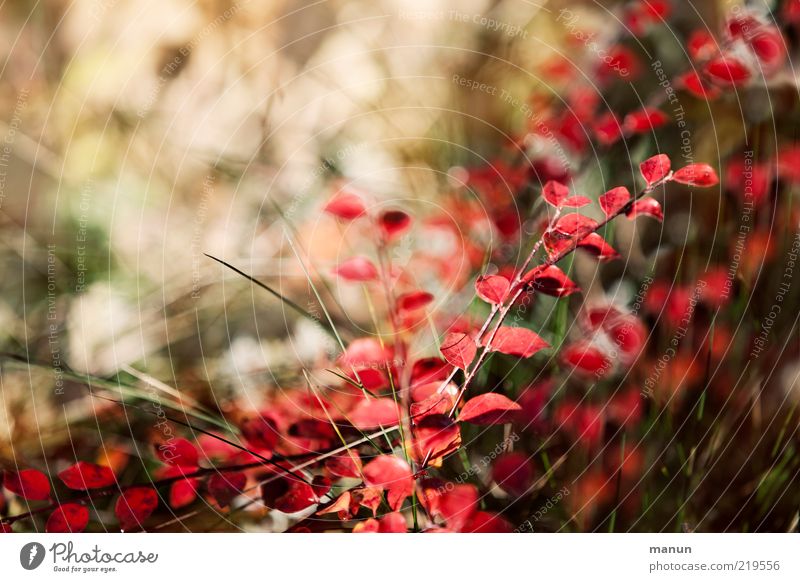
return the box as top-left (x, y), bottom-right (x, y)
top-left (204, 253), bottom-right (341, 341)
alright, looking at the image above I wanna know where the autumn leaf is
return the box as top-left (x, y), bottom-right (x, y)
top-left (459, 393), bottom-right (522, 425)
top-left (58, 462), bottom-right (116, 490)
top-left (440, 332), bottom-right (476, 370)
top-left (3, 469), bottom-right (51, 501)
top-left (115, 487), bottom-right (159, 531)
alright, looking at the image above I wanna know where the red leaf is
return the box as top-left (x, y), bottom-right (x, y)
top-left (324, 191), bottom-right (366, 220)
top-left (561, 341), bottom-right (612, 376)
top-left (562, 195), bottom-right (591, 208)
top-left (58, 462), bottom-right (116, 490)
top-left (412, 414), bottom-right (461, 463)
top-left (672, 163), bottom-right (720, 187)
top-left (208, 472), bottom-right (247, 508)
top-left (578, 233), bottom-right (620, 262)
top-left (396, 290), bottom-right (433, 312)
top-left (240, 414), bottom-right (280, 452)
top-left (324, 451), bottom-right (363, 479)
top-left (410, 392), bottom-right (454, 422)
top-left (486, 326), bottom-right (549, 358)
top-left (626, 198), bottom-right (663, 221)
top-left (333, 256), bottom-right (379, 282)
top-left (440, 332), bottom-right (476, 370)
top-left (553, 213), bottom-right (599, 238)
top-left (262, 477), bottom-right (317, 514)
top-left (169, 478), bottom-right (199, 509)
top-left (593, 112), bottom-right (623, 145)
top-left (3, 469), bottom-right (50, 501)
top-left (492, 452), bottom-right (534, 496)
top-left (679, 71), bottom-right (721, 100)
top-left (363, 455), bottom-right (413, 510)
top-left (379, 210), bottom-right (412, 240)
top-left (639, 154), bottom-right (671, 187)
top-left (459, 393), bottom-right (521, 425)
top-left (542, 180), bottom-right (569, 207)
top-left (436, 484), bottom-right (478, 531)
top-left (522, 264), bottom-right (580, 297)
top-left (475, 275), bottom-right (510, 305)
top-left (317, 491), bottom-right (353, 519)
top-left (340, 337), bottom-right (393, 368)
top-left (45, 503), bottom-right (89, 533)
top-left (378, 512), bottom-right (407, 532)
top-left (705, 56), bottom-right (751, 85)
top-left (624, 107), bottom-right (667, 134)
top-left (750, 28), bottom-right (785, 70)
top-left (115, 487), bottom-right (158, 531)
top-left (156, 438), bottom-right (199, 467)
top-left (463, 511), bottom-right (513, 533)
top-left (687, 30), bottom-right (717, 61)
top-left (410, 357), bottom-right (450, 385)
top-left (312, 475), bottom-right (332, 498)
top-left (599, 186), bottom-right (632, 217)
top-left (348, 398), bottom-right (401, 430)
top-left (542, 231), bottom-right (575, 259)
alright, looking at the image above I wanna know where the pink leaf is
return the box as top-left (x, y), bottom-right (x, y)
top-left (486, 326), bottom-right (549, 358)
top-left (639, 154), bottom-right (671, 187)
top-left (459, 393), bottom-right (522, 425)
top-left (58, 462), bottom-right (116, 490)
top-left (672, 163), bottom-right (720, 187)
top-left (396, 290), bottom-right (434, 312)
top-left (115, 487), bottom-right (158, 531)
top-left (475, 275), bottom-right (510, 305)
top-left (324, 191), bottom-right (366, 220)
top-left (333, 256), bottom-right (379, 282)
top-left (599, 186), bottom-right (632, 217)
top-left (45, 503), bottom-right (89, 533)
top-left (626, 198), bottom-right (663, 221)
top-left (440, 332), bottom-right (476, 370)
top-left (3, 469), bottom-right (51, 501)
top-left (348, 398), bottom-right (401, 430)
